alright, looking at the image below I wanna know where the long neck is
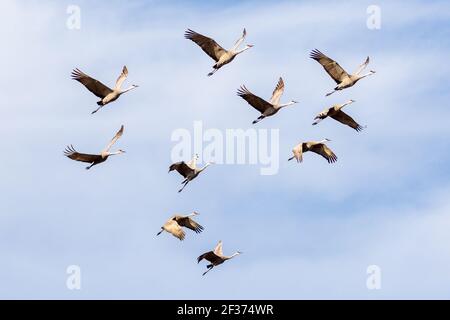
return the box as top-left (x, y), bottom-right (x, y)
top-left (198, 162), bottom-right (211, 172)
top-left (120, 86), bottom-right (137, 94)
top-left (225, 252), bottom-right (240, 260)
top-left (279, 101), bottom-right (296, 108)
top-left (319, 139), bottom-right (328, 144)
top-left (235, 46), bottom-right (251, 55)
top-left (357, 72), bottom-right (374, 80)
top-left (108, 151), bottom-right (122, 156)
top-left (339, 100), bottom-right (353, 110)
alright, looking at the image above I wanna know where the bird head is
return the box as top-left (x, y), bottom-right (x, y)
top-left (291, 100), bottom-right (299, 104)
top-left (325, 138), bottom-right (331, 142)
top-left (117, 149), bottom-right (126, 154)
top-left (246, 44), bottom-right (254, 49)
top-left (370, 70), bottom-right (376, 74)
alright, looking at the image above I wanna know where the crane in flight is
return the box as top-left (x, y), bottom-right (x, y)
top-left (237, 77), bottom-right (298, 124)
top-left (64, 125), bottom-right (125, 170)
top-left (185, 28), bottom-right (253, 76)
top-left (310, 49), bottom-right (375, 96)
top-left (197, 241), bottom-right (242, 276)
top-left (71, 66), bottom-right (138, 114)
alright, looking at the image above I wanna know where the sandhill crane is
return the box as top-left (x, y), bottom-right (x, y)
top-left (71, 66), bottom-right (138, 114)
top-left (310, 49), bottom-right (375, 96)
top-left (169, 154), bottom-right (214, 192)
top-left (313, 100), bottom-right (366, 131)
top-left (197, 241), bottom-right (242, 276)
top-left (64, 125), bottom-right (125, 169)
top-left (237, 77), bottom-right (298, 124)
top-left (288, 139), bottom-right (337, 164)
top-left (185, 28), bottom-right (253, 76)
top-left (156, 212), bottom-right (204, 241)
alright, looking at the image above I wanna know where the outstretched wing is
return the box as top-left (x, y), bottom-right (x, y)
top-left (102, 125), bottom-right (124, 152)
top-left (354, 56), bottom-right (369, 75)
top-left (331, 111), bottom-right (364, 131)
top-left (269, 77), bottom-right (285, 105)
top-left (185, 29), bottom-right (227, 62)
top-left (310, 49), bottom-right (349, 84)
top-left (175, 216), bottom-right (204, 233)
top-left (186, 156), bottom-right (197, 170)
top-left (309, 143), bottom-right (338, 163)
top-left (237, 85), bottom-right (272, 113)
top-left (164, 219), bottom-right (185, 241)
top-left (213, 240), bottom-right (223, 256)
top-left (169, 161), bottom-right (194, 178)
top-left (312, 108), bottom-right (331, 125)
top-left (114, 66), bottom-right (128, 90)
top-left (64, 145), bottom-right (102, 163)
top-left (232, 28), bottom-right (247, 51)
top-left (71, 68), bottom-right (113, 98)
top-left (292, 143), bottom-right (303, 162)
top-left (197, 251), bottom-right (217, 263)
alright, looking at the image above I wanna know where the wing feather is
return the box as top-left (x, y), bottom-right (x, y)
top-left (71, 68), bottom-right (113, 98)
top-left (269, 77), bottom-right (285, 105)
top-left (310, 143), bottom-right (338, 163)
top-left (354, 56), bottom-right (370, 75)
top-left (232, 28), bottom-right (246, 51)
top-left (114, 66), bottom-right (128, 90)
top-left (64, 145), bottom-right (102, 163)
top-left (164, 219), bottom-right (185, 241)
top-left (169, 161), bottom-right (194, 178)
top-left (237, 85), bottom-right (272, 113)
top-left (175, 216), bottom-right (204, 233)
top-left (103, 125), bottom-right (124, 152)
top-left (197, 251), bottom-right (217, 263)
top-left (330, 111), bottom-right (364, 131)
top-left (185, 29), bottom-right (227, 62)
top-left (310, 49), bottom-right (349, 84)
top-left (214, 241), bottom-right (223, 256)
top-left (292, 143), bottom-right (303, 162)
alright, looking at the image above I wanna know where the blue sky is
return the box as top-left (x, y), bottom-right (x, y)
top-left (0, 0), bottom-right (449, 299)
